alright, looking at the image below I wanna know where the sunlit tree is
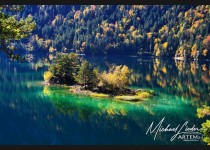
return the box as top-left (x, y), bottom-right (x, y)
top-left (0, 5), bottom-right (36, 61)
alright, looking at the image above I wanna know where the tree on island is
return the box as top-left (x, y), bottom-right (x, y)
top-left (0, 5), bottom-right (36, 61)
top-left (43, 53), bottom-right (131, 93)
top-left (48, 53), bottom-right (80, 84)
top-left (75, 60), bottom-right (98, 89)
top-left (43, 53), bottom-right (154, 101)
top-left (43, 71), bottom-right (53, 83)
top-left (98, 65), bottom-right (131, 94)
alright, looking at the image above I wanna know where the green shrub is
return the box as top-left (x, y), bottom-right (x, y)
top-left (197, 105), bottom-right (210, 145)
top-left (201, 120), bottom-right (210, 145)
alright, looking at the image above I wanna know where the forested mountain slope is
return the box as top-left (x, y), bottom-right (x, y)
top-left (18, 5), bottom-right (210, 59)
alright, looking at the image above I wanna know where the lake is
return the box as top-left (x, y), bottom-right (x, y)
top-left (0, 52), bottom-right (209, 145)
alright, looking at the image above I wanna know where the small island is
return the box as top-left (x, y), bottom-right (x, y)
top-left (43, 52), bottom-right (155, 102)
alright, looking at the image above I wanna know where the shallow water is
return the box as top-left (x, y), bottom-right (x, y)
top-left (0, 53), bottom-right (209, 145)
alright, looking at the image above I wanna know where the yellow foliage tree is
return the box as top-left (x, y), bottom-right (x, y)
top-left (129, 26), bottom-right (135, 32)
top-left (74, 11), bottom-right (81, 20)
top-left (191, 44), bottom-right (198, 58)
top-left (161, 67), bottom-right (167, 74)
top-left (43, 71), bottom-right (53, 82)
top-left (154, 43), bottom-right (161, 56)
top-left (49, 46), bottom-right (56, 53)
top-left (203, 36), bottom-right (210, 50)
top-left (147, 32), bottom-right (153, 39)
top-left (202, 49), bottom-right (208, 56)
top-left (129, 9), bottom-right (134, 17)
top-left (162, 42), bottom-right (168, 49)
top-left (122, 18), bottom-right (126, 24)
top-left (98, 65), bottom-right (131, 92)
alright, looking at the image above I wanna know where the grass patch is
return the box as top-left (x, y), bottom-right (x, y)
top-left (114, 95), bottom-right (143, 101)
top-left (89, 93), bottom-right (110, 98)
top-left (136, 91), bottom-right (151, 98)
top-left (69, 88), bottom-right (75, 92)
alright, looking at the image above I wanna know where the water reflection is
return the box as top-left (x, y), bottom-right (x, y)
top-left (42, 84), bottom-right (205, 145)
top-left (0, 52), bottom-right (209, 144)
top-left (24, 52), bottom-right (210, 105)
top-left (82, 56), bottom-right (210, 106)
top-left (26, 52), bottom-right (210, 106)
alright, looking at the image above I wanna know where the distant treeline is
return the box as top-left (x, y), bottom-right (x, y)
top-left (16, 5), bottom-right (210, 59)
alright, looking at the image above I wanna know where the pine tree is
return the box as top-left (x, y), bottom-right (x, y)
top-left (49, 52), bottom-right (80, 84)
top-left (0, 5), bottom-right (36, 61)
top-left (76, 60), bottom-right (96, 89)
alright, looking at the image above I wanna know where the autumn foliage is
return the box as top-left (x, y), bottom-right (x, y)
top-left (16, 5), bottom-right (210, 59)
top-left (44, 53), bottom-right (132, 93)
top-left (43, 71), bottom-right (53, 82)
top-left (98, 65), bottom-right (131, 92)
top-left (203, 36), bottom-right (210, 50)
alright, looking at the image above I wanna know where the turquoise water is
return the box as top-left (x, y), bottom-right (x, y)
top-left (0, 53), bottom-right (209, 145)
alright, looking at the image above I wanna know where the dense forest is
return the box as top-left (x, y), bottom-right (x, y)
top-left (11, 5), bottom-right (210, 59)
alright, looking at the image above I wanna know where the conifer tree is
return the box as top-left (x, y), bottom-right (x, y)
top-left (49, 52), bottom-right (80, 84)
top-left (76, 60), bottom-right (96, 89)
top-left (0, 5), bottom-right (36, 61)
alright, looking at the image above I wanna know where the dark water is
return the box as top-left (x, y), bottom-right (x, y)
top-left (0, 52), bottom-right (210, 145)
